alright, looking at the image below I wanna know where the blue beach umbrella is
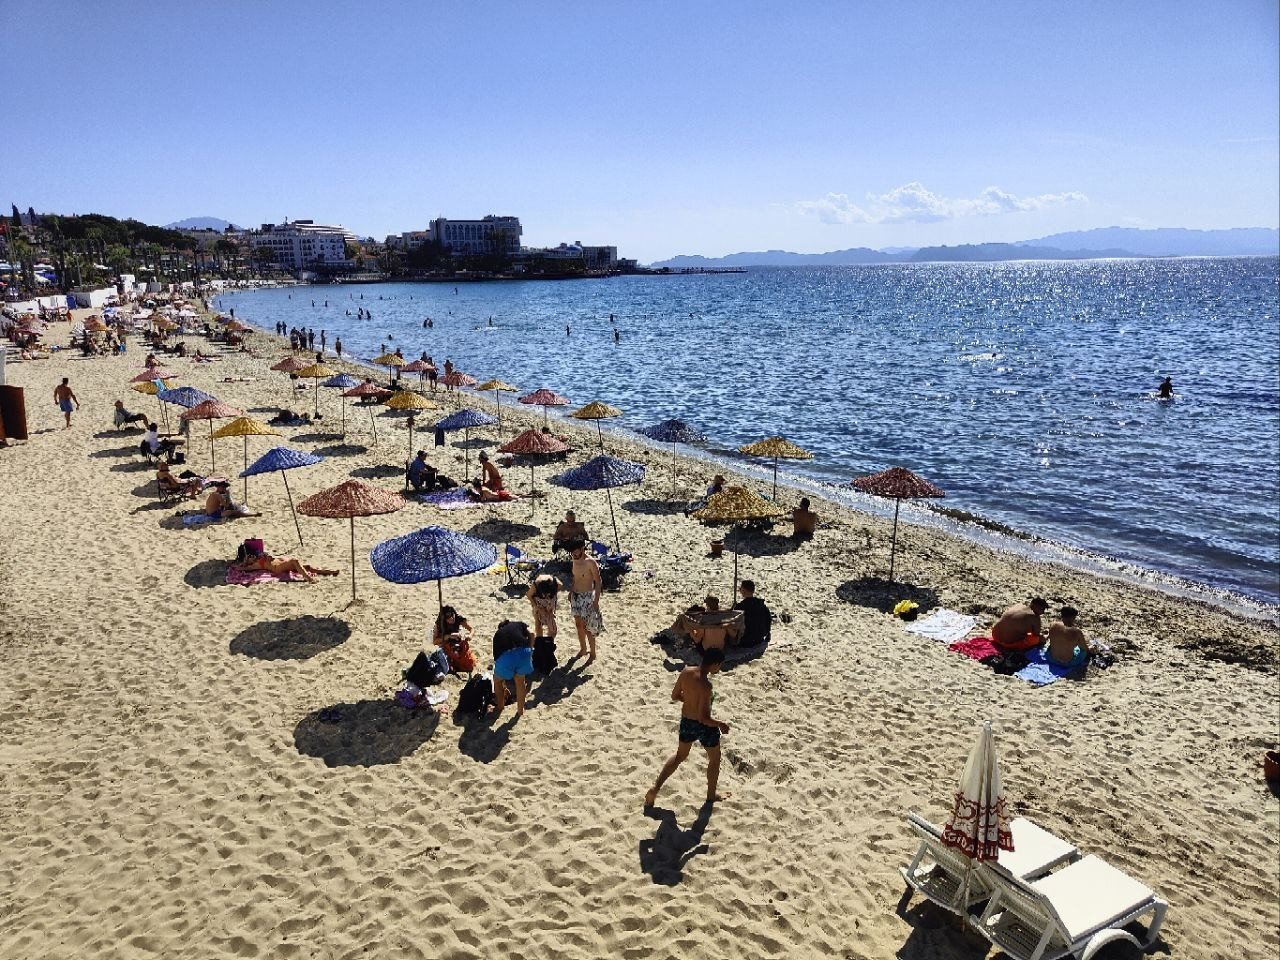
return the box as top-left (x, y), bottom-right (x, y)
top-left (241, 446), bottom-right (325, 547)
top-left (434, 408), bottom-right (499, 477)
top-left (637, 418), bottom-right (708, 497)
top-left (157, 385), bottom-right (215, 408)
top-left (322, 372), bottom-right (361, 437)
top-left (370, 525), bottom-right (498, 610)
top-left (552, 455), bottom-right (646, 551)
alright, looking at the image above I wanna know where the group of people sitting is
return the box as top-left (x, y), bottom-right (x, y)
top-left (992, 597), bottom-right (1100, 671)
top-left (665, 580), bottom-right (773, 653)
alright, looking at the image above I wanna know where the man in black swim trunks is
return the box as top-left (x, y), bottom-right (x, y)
top-left (645, 647), bottom-right (730, 807)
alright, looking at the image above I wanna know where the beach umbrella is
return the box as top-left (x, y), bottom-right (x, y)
top-left (295, 362), bottom-right (337, 417)
top-left (401, 358), bottom-right (429, 388)
top-left (322, 372), bottom-right (360, 437)
top-left (131, 367), bottom-right (178, 382)
top-left (371, 351), bottom-right (406, 385)
top-left (518, 387), bottom-right (570, 427)
top-left (384, 390), bottom-right (440, 459)
top-left (240, 446), bottom-right (324, 547)
top-left (499, 428), bottom-right (570, 496)
top-left (638, 418), bottom-right (708, 496)
top-left (738, 436), bottom-right (814, 502)
top-left (692, 485), bottom-right (786, 595)
top-left (225, 319), bottom-right (250, 333)
top-left (271, 355), bottom-right (309, 373)
top-left (370, 525), bottom-right (498, 610)
top-left (941, 721), bottom-right (1013, 905)
top-left (180, 398), bottom-right (242, 472)
top-left (156, 385), bottom-right (214, 409)
top-left (298, 479), bottom-right (406, 602)
top-left (570, 400), bottom-right (623, 453)
top-left (129, 378), bottom-right (176, 430)
top-left (211, 416), bottom-right (283, 502)
top-left (342, 380), bottom-right (391, 443)
top-left (434, 408), bottom-right (499, 477)
top-left (850, 466), bottom-right (944, 581)
top-left (552, 454), bottom-right (645, 552)
top-left (475, 378), bottom-right (519, 433)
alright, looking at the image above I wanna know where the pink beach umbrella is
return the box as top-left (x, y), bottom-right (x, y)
top-left (518, 388), bottom-right (570, 427)
top-left (179, 399), bottom-right (243, 472)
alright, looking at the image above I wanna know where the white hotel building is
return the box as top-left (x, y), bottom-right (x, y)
top-left (250, 220), bottom-right (355, 270)
top-left (430, 215), bottom-right (523, 256)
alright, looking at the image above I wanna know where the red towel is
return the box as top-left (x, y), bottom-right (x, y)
top-left (949, 635), bottom-right (998, 661)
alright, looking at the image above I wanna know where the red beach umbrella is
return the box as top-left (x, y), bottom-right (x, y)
top-left (179, 399), bottom-right (243, 472)
top-left (850, 466), bottom-right (945, 581)
top-left (297, 479), bottom-right (407, 603)
top-left (271, 355), bottom-right (310, 373)
top-left (342, 380), bottom-right (391, 443)
top-left (518, 388), bottom-right (570, 427)
top-left (498, 428), bottom-right (570, 496)
top-left (131, 367), bottom-right (178, 382)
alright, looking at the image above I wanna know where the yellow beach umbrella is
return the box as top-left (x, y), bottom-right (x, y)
top-left (737, 436), bottom-right (813, 501)
top-left (384, 390), bottom-right (440, 459)
top-left (295, 362), bottom-right (337, 417)
top-left (211, 416), bottom-right (283, 502)
top-left (130, 378), bottom-right (176, 428)
top-left (476, 378), bottom-right (519, 433)
top-left (371, 352), bottom-right (407, 385)
top-left (570, 400), bottom-right (623, 453)
top-left (692, 485), bottom-right (787, 595)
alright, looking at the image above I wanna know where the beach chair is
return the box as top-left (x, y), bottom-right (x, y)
top-left (591, 540), bottom-right (633, 588)
top-left (900, 813), bottom-right (1079, 915)
top-left (967, 854), bottom-right (1168, 960)
top-left (505, 544), bottom-right (541, 585)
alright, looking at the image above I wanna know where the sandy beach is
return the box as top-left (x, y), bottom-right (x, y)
top-left (1, 313), bottom-right (1276, 960)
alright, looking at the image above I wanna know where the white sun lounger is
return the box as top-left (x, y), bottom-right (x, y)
top-left (900, 812), bottom-right (1079, 914)
top-left (968, 853), bottom-right (1168, 960)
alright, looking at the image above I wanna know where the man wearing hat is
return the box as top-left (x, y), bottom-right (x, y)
top-left (407, 450), bottom-right (433, 492)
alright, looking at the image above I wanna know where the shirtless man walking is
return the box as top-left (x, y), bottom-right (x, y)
top-left (646, 647), bottom-right (730, 808)
top-left (53, 378), bottom-right (79, 428)
top-left (569, 541), bottom-right (604, 662)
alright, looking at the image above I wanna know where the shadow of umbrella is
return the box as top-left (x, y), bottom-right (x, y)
top-left (835, 576), bottom-right (939, 614)
top-left (230, 615), bottom-right (351, 660)
top-left (466, 518), bottom-right (543, 543)
top-left (184, 559), bottom-right (228, 588)
top-left (293, 700), bottom-right (439, 767)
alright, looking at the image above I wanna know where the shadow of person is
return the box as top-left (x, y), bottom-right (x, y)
top-left (456, 712), bottom-right (515, 763)
top-left (530, 662), bottom-right (593, 707)
top-left (184, 558), bottom-right (228, 588)
top-left (314, 443), bottom-right (369, 458)
top-left (230, 615), bottom-right (351, 660)
top-left (89, 445), bottom-right (144, 459)
top-left (108, 460), bottom-right (155, 474)
top-left (638, 803), bottom-right (713, 886)
top-left (835, 576), bottom-right (939, 615)
top-left (293, 699), bottom-right (439, 767)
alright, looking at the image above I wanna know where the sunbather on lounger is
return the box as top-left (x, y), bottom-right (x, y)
top-left (157, 463), bottom-right (201, 498)
top-left (992, 597), bottom-right (1047, 653)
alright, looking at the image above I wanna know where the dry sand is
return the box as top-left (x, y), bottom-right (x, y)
top-left (1, 312), bottom-right (1276, 960)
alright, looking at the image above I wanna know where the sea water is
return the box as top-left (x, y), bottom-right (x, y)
top-left (215, 257), bottom-right (1280, 606)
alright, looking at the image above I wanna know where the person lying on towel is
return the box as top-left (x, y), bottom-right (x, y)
top-left (232, 538), bottom-right (338, 583)
top-left (991, 597), bottom-right (1047, 653)
top-left (466, 479), bottom-right (513, 502)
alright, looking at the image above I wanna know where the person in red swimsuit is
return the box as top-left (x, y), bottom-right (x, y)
top-left (992, 597), bottom-right (1048, 652)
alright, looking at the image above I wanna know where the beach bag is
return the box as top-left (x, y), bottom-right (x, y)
top-left (442, 635), bottom-right (476, 674)
top-left (532, 635), bottom-right (558, 674)
top-left (404, 648), bottom-right (450, 687)
top-left (395, 682), bottom-right (425, 709)
top-left (457, 673), bottom-right (493, 714)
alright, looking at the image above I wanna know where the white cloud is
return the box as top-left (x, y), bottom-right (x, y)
top-left (796, 181), bottom-right (1087, 225)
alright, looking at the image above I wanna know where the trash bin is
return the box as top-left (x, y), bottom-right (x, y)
top-left (0, 385), bottom-right (28, 441)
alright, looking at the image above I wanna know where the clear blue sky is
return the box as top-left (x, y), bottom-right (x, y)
top-left (3, 1), bottom-right (1276, 261)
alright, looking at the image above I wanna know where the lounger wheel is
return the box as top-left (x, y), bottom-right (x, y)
top-left (1080, 929), bottom-right (1141, 959)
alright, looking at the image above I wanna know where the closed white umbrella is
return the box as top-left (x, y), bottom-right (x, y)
top-left (941, 721), bottom-right (1014, 904)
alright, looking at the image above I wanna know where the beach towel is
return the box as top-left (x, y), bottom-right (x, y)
top-left (225, 565), bottom-right (306, 586)
top-left (418, 488), bottom-right (502, 510)
top-left (181, 512), bottom-right (222, 527)
top-left (1014, 648), bottom-right (1079, 686)
top-left (905, 608), bottom-right (977, 645)
top-left (948, 635), bottom-right (998, 661)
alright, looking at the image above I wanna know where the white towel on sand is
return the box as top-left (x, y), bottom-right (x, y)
top-left (904, 608), bottom-right (977, 645)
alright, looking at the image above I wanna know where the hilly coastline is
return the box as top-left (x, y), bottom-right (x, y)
top-left (650, 226), bottom-right (1279, 268)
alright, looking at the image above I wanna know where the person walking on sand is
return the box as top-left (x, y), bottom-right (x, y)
top-left (646, 646), bottom-right (730, 808)
top-left (569, 541), bottom-right (604, 662)
top-left (54, 378), bottom-right (79, 428)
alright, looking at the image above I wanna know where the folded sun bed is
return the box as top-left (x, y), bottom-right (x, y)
top-left (900, 812), bottom-right (1079, 914)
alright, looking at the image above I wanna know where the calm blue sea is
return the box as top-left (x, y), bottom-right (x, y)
top-left (215, 258), bottom-right (1280, 606)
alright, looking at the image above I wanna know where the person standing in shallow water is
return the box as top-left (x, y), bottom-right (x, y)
top-left (1158, 376), bottom-right (1174, 399)
top-left (646, 646), bottom-right (730, 808)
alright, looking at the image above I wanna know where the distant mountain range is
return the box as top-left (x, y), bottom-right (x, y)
top-left (166, 216), bottom-right (238, 231)
top-left (649, 226), bottom-right (1279, 268)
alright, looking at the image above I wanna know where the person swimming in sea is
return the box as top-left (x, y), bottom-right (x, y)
top-left (1158, 376), bottom-right (1174, 399)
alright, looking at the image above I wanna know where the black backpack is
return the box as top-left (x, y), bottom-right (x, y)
top-left (405, 649), bottom-right (449, 688)
top-left (456, 674), bottom-right (493, 714)
top-left (532, 636), bottom-right (558, 674)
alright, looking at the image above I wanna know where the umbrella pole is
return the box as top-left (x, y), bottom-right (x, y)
top-left (605, 483), bottom-right (621, 552)
top-left (313, 378), bottom-right (319, 417)
top-left (464, 427), bottom-right (470, 478)
top-left (889, 499), bottom-right (901, 582)
top-left (495, 391), bottom-right (501, 434)
top-left (597, 419), bottom-right (604, 454)
top-left (437, 579), bottom-right (443, 611)
top-left (407, 421), bottom-right (414, 463)
top-left (369, 404), bottom-right (378, 445)
top-left (282, 470), bottom-right (303, 546)
top-left (242, 437), bottom-right (250, 502)
top-left (734, 546), bottom-right (740, 599)
top-left (773, 457), bottom-right (779, 502)
top-left (341, 394), bottom-right (347, 438)
top-left (543, 405), bottom-right (549, 428)
top-left (349, 516), bottom-right (357, 602)
top-left (208, 420), bottom-right (215, 473)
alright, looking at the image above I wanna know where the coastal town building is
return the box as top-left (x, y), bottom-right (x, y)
top-left (430, 215), bottom-right (522, 256)
top-left (249, 220), bottom-right (354, 271)
top-left (385, 229), bottom-right (434, 251)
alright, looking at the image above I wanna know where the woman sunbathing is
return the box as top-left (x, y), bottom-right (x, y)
top-left (232, 550), bottom-right (338, 583)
